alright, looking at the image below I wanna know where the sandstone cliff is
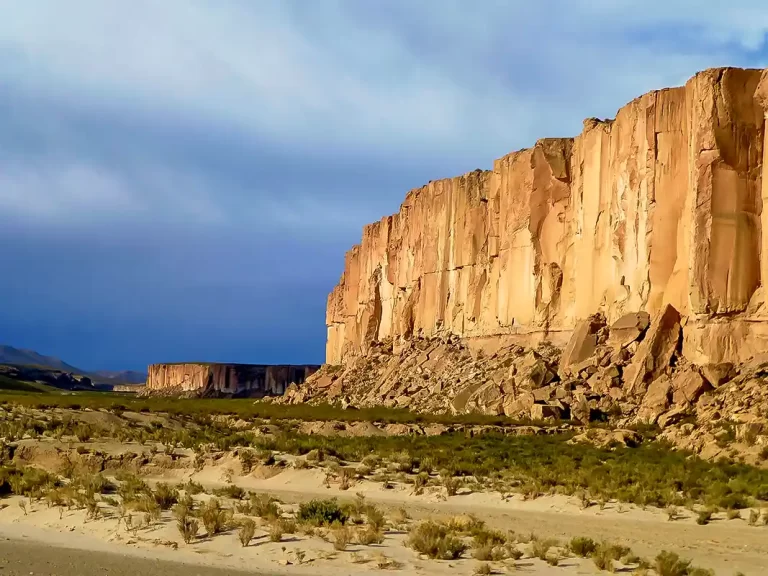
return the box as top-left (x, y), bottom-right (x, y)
top-left (144, 363), bottom-right (319, 397)
top-left (327, 67), bottom-right (768, 367)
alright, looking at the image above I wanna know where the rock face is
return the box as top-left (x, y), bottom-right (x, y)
top-left (327, 67), bottom-right (768, 367)
top-left (144, 363), bottom-right (319, 397)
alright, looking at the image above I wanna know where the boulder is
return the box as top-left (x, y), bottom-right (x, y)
top-left (530, 404), bottom-right (562, 421)
top-left (586, 365), bottom-right (621, 395)
top-left (571, 397), bottom-right (591, 423)
top-left (608, 311), bottom-right (651, 349)
top-left (699, 363), bottom-right (736, 388)
top-left (558, 314), bottom-right (606, 376)
top-left (658, 406), bottom-right (689, 428)
top-left (671, 369), bottom-right (712, 406)
top-left (314, 374), bottom-right (335, 389)
top-left (622, 304), bottom-right (681, 396)
top-left (466, 382), bottom-right (504, 412)
top-left (503, 392), bottom-right (535, 418)
top-left (514, 351), bottom-right (554, 389)
top-left (636, 375), bottom-right (672, 424)
top-left (532, 385), bottom-right (555, 402)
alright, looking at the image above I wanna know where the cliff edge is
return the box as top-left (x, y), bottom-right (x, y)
top-left (327, 67), bottom-right (768, 367)
top-left (142, 363), bottom-right (319, 397)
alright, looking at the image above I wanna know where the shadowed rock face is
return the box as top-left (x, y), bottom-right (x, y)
top-left (145, 363), bottom-right (320, 397)
top-left (327, 67), bottom-right (768, 366)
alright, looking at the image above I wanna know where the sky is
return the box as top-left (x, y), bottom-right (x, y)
top-left (1, 1), bottom-right (768, 371)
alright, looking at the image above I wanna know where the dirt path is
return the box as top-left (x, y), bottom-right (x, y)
top-left (0, 537), bottom-right (260, 576)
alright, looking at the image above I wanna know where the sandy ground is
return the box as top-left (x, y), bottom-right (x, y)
top-left (0, 538), bottom-right (257, 576)
top-left (0, 463), bottom-right (766, 575)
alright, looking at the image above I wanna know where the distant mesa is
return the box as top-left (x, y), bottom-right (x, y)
top-left (135, 363), bottom-right (320, 398)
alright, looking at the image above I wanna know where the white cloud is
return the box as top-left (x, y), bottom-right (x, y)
top-left (0, 162), bottom-right (138, 217)
top-left (1, 1), bottom-right (762, 155)
top-left (0, 160), bottom-right (226, 224)
top-left (0, 1), bottom-right (766, 225)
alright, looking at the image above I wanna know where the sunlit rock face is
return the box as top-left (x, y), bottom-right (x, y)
top-left (327, 67), bottom-right (768, 366)
top-left (145, 363), bottom-right (319, 396)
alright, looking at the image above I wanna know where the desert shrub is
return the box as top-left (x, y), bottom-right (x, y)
top-left (591, 542), bottom-right (630, 572)
top-left (419, 457), bottom-right (434, 475)
top-left (100, 496), bottom-right (119, 507)
top-left (392, 451), bottom-right (416, 473)
top-left (1, 466), bottom-right (58, 497)
top-left (182, 479), bottom-right (204, 495)
top-left (332, 525), bottom-right (353, 551)
top-left (277, 517), bottom-right (296, 534)
top-left (239, 518), bottom-right (256, 546)
top-left (442, 514), bottom-right (485, 534)
top-left (696, 509), bottom-right (713, 525)
top-left (413, 472), bottom-right (429, 494)
top-left (531, 538), bottom-right (558, 560)
top-left (173, 502), bottom-right (192, 521)
top-left (667, 506), bottom-right (680, 521)
top-left (74, 423), bottom-right (93, 442)
top-left (239, 449), bottom-right (256, 473)
top-left (472, 528), bottom-right (507, 548)
top-left (153, 483), bottom-right (179, 510)
top-left (135, 495), bottom-right (161, 523)
top-left (45, 488), bottom-right (65, 508)
top-left (569, 536), bottom-right (597, 557)
top-left (212, 484), bottom-right (246, 500)
top-left (297, 498), bottom-right (348, 526)
top-left (200, 498), bottom-right (227, 536)
top-left (177, 515), bottom-right (199, 544)
top-left (117, 474), bottom-right (150, 501)
top-left (84, 495), bottom-right (99, 520)
top-left (268, 521), bottom-right (284, 542)
top-left (366, 505), bottom-right (387, 531)
top-left (443, 476), bottom-right (461, 496)
top-left (655, 551), bottom-right (693, 576)
top-left (474, 563), bottom-right (492, 575)
top-left (749, 509), bottom-right (760, 525)
top-left (247, 493), bottom-right (279, 519)
top-left (407, 521), bottom-right (468, 560)
top-left (357, 525), bottom-right (385, 545)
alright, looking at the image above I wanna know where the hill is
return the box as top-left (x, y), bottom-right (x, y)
top-left (0, 345), bottom-right (82, 373)
top-left (0, 345), bottom-right (146, 385)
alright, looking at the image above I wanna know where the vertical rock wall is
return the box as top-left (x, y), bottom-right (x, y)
top-left (145, 363), bottom-right (320, 396)
top-left (327, 67), bottom-right (768, 366)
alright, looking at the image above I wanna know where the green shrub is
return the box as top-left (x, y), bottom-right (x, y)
top-left (177, 514), bottom-right (199, 544)
top-left (655, 551), bottom-right (693, 576)
top-left (407, 521), bottom-right (468, 560)
top-left (531, 538), bottom-right (558, 560)
top-left (357, 524), bottom-right (384, 545)
top-left (472, 528), bottom-right (507, 548)
top-left (182, 480), bottom-right (205, 495)
top-left (247, 493), bottom-right (280, 519)
top-left (569, 536), bottom-right (597, 557)
top-left (297, 498), bottom-right (348, 526)
top-left (239, 518), bottom-right (256, 546)
top-left (200, 498), bottom-right (227, 536)
top-left (591, 542), bottom-right (630, 572)
top-left (696, 509), bottom-right (713, 525)
top-left (212, 484), bottom-right (246, 500)
top-left (153, 483), bottom-right (179, 510)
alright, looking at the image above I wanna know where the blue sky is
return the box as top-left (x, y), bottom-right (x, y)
top-left (1, 1), bottom-right (767, 371)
